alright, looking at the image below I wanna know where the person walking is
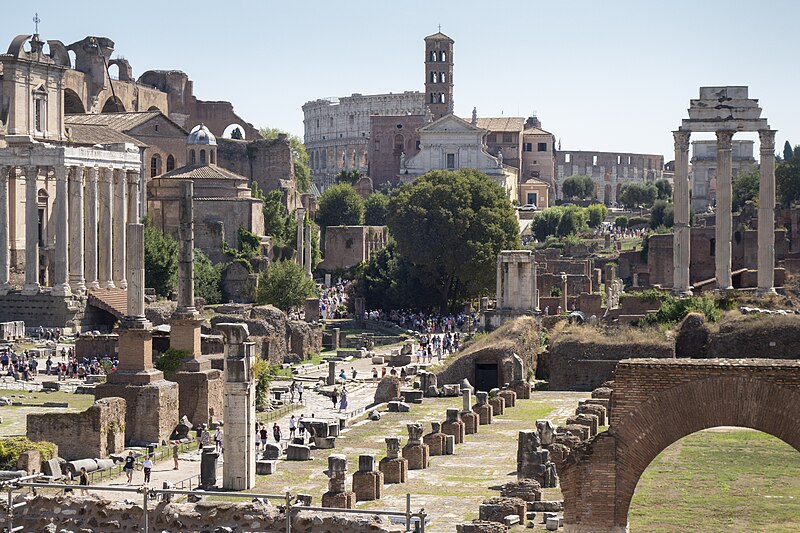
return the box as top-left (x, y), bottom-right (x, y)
top-left (79, 467), bottom-right (89, 496)
top-left (272, 422), bottom-right (282, 443)
top-left (259, 425), bottom-right (268, 448)
top-left (123, 451), bottom-right (135, 485)
top-left (199, 427), bottom-right (210, 450)
top-left (142, 455), bottom-right (153, 484)
top-left (297, 382), bottom-right (304, 403)
top-left (372, 367), bottom-right (378, 382)
top-left (331, 387), bottom-right (339, 408)
top-left (289, 415), bottom-right (297, 439)
top-left (214, 426), bottom-right (224, 453)
top-left (172, 444), bottom-right (180, 470)
top-left (339, 388), bottom-right (348, 413)
top-left (298, 414), bottom-right (306, 440)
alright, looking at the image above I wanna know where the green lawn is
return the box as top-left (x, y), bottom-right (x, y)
top-left (629, 429), bottom-right (800, 532)
top-left (0, 390), bottom-right (95, 435)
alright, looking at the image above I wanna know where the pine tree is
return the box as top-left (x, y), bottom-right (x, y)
top-left (783, 140), bottom-right (793, 161)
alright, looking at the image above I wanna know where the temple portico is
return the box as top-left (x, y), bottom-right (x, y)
top-left (672, 87), bottom-right (776, 295)
top-left (0, 136), bottom-right (141, 298)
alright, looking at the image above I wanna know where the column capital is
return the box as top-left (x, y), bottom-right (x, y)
top-left (25, 165), bottom-right (38, 177)
top-left (759, 129), bottom-right (777, 152)
top-left (99, 167), bottom-right (113, 183)
top-left (54, 165), bottom-right (67, 181)
top-left (0, 165), bottom-right (8, 182)
top-left (68, 165), bottom-right (85, 182)
top-left (672, 130), bottom-right (691, 151)
top-left (715, 130), bottom-right (734, 149)
top-left (127, 169), bottom-right (141, 186)
top-left (87, 166), bottom-right (99, 181)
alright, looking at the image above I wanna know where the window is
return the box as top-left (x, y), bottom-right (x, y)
top-left (446, 153), bottom-right (455, 169)
top-left (440, 93), bottom-right (446, 103)
top-left (374, 140), bottom-right (380, 152)
top-left (416, 140), bottom-right (421, 150)
top-left (440, 51), bottom-right (447, 61)
top-left (538, 142), bottom-right (547, 152)
top-left (430, 72), bottom-right (438, 83)
top-left (316, 119), bottom-right (319, 128)
top-left (200, 149), bottom-right (206, 165)
top-left (349, 114), bottom-right (355, 124)
top-left (190, 149), bottom-right (196, 165)
top-left (592, 155), bottom-right (598, 166)
top-left (34, 99), bottom-right (43, 132)
top-left (150, 155), bottom-right (162, 177)
top-left (154, 124), bottom-right (159, 132)
top-left (330, 117), bottom-right (333, 127)
top-left (565, 153), bottom-right (571, 163)
top-left (523, 143), bottom-right (532, 152)
top-left (430, 51), bottom-right (437, 62)
top-left (430, 93), bottom-right (436, 104)
top-left (527, 192), bottom-right (538, 205)
top-left (441, 72), bottom-right (447, 83)
top-left (210, 150), bottom-right (215, 164)
top-left (487, 134), bottom-right (496, 143)
top-left (166, 154), bottom-right (175, 172)
top-left (502, 133), bottom-right (513, 143)
top-left (710, 238), bottom-right (716, 256)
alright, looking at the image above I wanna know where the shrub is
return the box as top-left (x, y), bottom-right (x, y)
top-left (256, 260), bottom-right (316, 311)
top-left (641, 294), bottom-right (721, 326)
top-left (627, 216), bottom-right (649, 228)
top-left (154, 348), bottom-right (189, 377)
top-left (615, 216), bottom-right (629, 229)
top-left (587, 203), bottom-right (608, 228)
top-left (0, 437), bottom-right (57, 470)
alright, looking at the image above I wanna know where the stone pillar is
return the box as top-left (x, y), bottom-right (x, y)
top-left (84, 167), bottom-right (100, 289)
top-left (322, 454), bottom-right (356, 508)
top-left (126, 224), bottom-right (146, 321)
top-left (22, 165), bottom-right (40, 294)
top-left (441, 407), bottom-right (465, 444)
top-left (715, 131), bottom-right (733, 291)
top-left (112, 168), bottom-right (127, 289)
top-left (503, 263), bottom-right (511, 309)
top-left (352, 454), bottom-right (383, 501)
top-left (68, 166), bottom-right (86, 294)
top-left (495, 256), bottom-right (503, 308)
top-left (758, 129), bottom-right (777, 294)
top-left (176, 181), bottom-right (196, 314)
top-left (402, 422), bottom-right (429, 470)
top-left (0, 166), bottom-right (11, 295)
top-left (296, 208), bottom-right (305, 269)
top-left (509, 261), bottom-right (520, 310)
top-left (423, 421), bottom-right (447, 456)
top-left (461, 389), bottom-right (479, 434)
top-left (98, 168), bottom-right (115, 289)
top-left (378, 437), bottom-right (408, 484)
top-left (51, 166), bottom-right (71, 297)
top-left (127, 170), bottom-right (140, 224)
top-left (473, 391), bottom-right (494, 425)
top-left (218, 323), bottom-right (257, 490)
top-left (304, 222), bottom-right (312, 277)
top-left (530, 260), bottom-right (538, 310)
top-left (672, 130), bottom-right (692, 295)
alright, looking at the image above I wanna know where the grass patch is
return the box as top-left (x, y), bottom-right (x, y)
top-left (0, 390), bottom-right (95, 435)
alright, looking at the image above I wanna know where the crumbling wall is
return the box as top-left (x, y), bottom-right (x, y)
top-left (706, 315), bottom-right (800, 359)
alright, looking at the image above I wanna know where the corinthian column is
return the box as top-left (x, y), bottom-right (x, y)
top-left (98, 168), bottom-right (115, 289)
top-left (68, 166), bottom-right (86, 294)
top-left (113, 168), bottom-right (127, 289)
top-left (672, 131), bottom-right (692, 296)
top-left (758, 130), bottom-right (777, 294)
top-left (176, 181), bottom-right (196, 315)
top-left (22, 165), bottom-right (40, 294)
top-left (51, 166), bottom-right (72, 297)
top-left (127, 170), bottom-right (141, 224)
top-left (84, 167), bottom-right (99, 289)
top-left (126, 223), bottom-right (146, 320)
top-left (715, 131), bottom-right (733, 291)
top-left (495, 256), bottom-right (503, 308)
top-left (0, 166), bottom-right (11, 295)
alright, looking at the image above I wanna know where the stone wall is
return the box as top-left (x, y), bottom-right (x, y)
top-left (217, 136), bottom-right (295, 195)
top-left (0, 293), bottom-right (86, 330)
top-left (320, 226), bottom-right (387, 271)
top-left (75, 333), bottom-right (119, 358)
top-left (706, 315), bottom-right (800, 359)
top-left (26, 398), bottom-right (126, 461)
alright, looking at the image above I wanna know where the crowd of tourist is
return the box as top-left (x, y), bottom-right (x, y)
top-left (0, 346), bottom-right (116, 381)
top-left (320, 279), bottom-right (350, 319)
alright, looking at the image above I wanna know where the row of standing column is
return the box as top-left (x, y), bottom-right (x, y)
top-left (672, 129), bottom-right (776, 295)
top-left (0, 164), bottom-right (139, 296)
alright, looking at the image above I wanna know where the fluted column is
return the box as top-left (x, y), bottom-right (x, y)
top-left (127, 170), bottom-right (140, 224)
top-left (672, 131), bottom-right (692, 295)
top-left (0, 166), bottom-right (10, 295)
top-left (126, 223), bottom-right (146, 320)
top-left (68, 166), bottom-right (86, 294)
top-left (758, 130), bottom-right (777, 294)
top-left (84, 167), bottom-right (99, 289)
top-left (51, 166), bottom-right (71, 297)
top-left (715, 131), bottom-right (733, 291)
top-left (177, 181), bottom-right (196, 314)
top-left (22, 165), bottom-right (40, 294)
top-left (98, 168), bottom-right (115, 289)
top-left (112, 168), bottom-right (127, 289)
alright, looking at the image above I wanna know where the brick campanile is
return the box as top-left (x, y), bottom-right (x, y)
top-left (424, 31), bottom-right (454, 120)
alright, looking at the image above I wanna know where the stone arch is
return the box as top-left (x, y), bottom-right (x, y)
top-left (63, 89), bottom-right (85, 114)
top-left (101, 96), bottom-right (125, 113)
top-left (166, 154), bottom-right (175, 172)
top-left (561, 371), bottom-right (800, 532)
top-left (223, 123), bottom-right (246, 140)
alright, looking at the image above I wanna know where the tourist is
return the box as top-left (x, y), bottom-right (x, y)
top-left (63, 470), bottom-right (74, 494)
top-left (290, 380), bottom-right (297, 403)
top-left (372, 367), bottom-right (378, 382)
top-left (142, 455), bottom-right (153, 484)
top-left (331, 387), bottom-right (339, 408)
top-left (400, 367), bottom-right (408, 382)
top-left (289, 415), bottom-right (297, 439)
top-left (214, 426), bottom-right (224, 453)
top-left (297, 382), bottom-right (304, 403)
top-left (78, 467), bottom-right (89, 496)
top-left (200, 427), bottom-right (210, 450)
top-left (123, 451), bottom-right (135, 485)
top-left (272, 422), bottom-right (282, 443)
top-left (339, 388), bottom-right (348, 413)
top-left (339, 369), bottom-right (347, 382)
top-left (259, 425), bottom-right (268, 448)
top-left (351, 367), bottom-right (357, 380)
top-left (172, 444), bottom-right (180, 470)
top-left (298, 414), bottom-right (306, 439)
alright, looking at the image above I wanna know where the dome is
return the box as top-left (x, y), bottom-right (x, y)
top-left (187, 124), bottom-right (217, 146)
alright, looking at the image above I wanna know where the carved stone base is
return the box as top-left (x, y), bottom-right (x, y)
top-left (442, 420), bottom-right (466, 444)
top-left (462, 411), bottom-right (480, 434)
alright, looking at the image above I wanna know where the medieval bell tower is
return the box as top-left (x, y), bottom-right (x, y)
top-left (424, 31), bottom-right (454, 120)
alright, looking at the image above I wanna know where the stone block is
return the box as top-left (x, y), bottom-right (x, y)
top-left (441, 384), bottom-right (461, 397)
top-left (530, 501), bottom-right (563, 512)
top-left (503, 515), bottom-right (520, 526)
top-left (456, 520), bottom-right (509, 533)
top-left (374, 376), bottom-right (402, 404)
top-left (262, 443), bottom-right (282, 460)
top-left (509, 380), bottom-right (530, 400)
top-left (371, 355), bottom-right (385, 364)
top-left (546, 516), bottom-right (559, 531)
top-left (256, 460), bottom-right (277, 475)
top-left (401, 389), bottom-right (424, 404)
top-left (445, 434), bottom-right (455, 455)
top-left (479, 496), bottom-right (526, 524)
top-left (314, 436), bottom-right (336, 449)
top-left (387, 400), bottom-right (410, 413)
top-left (423, 429), bottom-right (446, 456)
top-left (378, 457), bottom-right (407, 484)
top-left (473, 403), bottom-right (493, 425)
top-left (401, 443), bottom-right (429, 470)
top-left (352, 471), bottom-right (383, 501)
top-left (489, 396), bottom-right (505, 416)
top-left (321, 490), bottom-right (356, 509)
top-left (462, 411), bottom-right (480, 434)
top-left (42, 381), bottom-right (60, 391)
top-left (499, 389), bottom-right (516, 407)
top-left (286, 444), bottom-right (312, 461)
top-left (42, 458), bottom-right (62, 479)
top-left (16, 450), bottom-right (41, 474)
top-left (501, 479), bottom-right (542, 503)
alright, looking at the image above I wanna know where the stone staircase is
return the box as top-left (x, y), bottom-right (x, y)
top-left (87, 288), bottom-right (127, 321)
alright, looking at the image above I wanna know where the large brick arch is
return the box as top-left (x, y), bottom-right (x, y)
top-left (560, 359), bottom-right (800, 533)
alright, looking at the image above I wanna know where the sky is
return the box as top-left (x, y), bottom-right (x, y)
top-left (3, 0), bottom-right (798, 160)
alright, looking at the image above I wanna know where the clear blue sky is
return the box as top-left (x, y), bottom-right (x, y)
top-left (4, 0), bottom-right (798, 160)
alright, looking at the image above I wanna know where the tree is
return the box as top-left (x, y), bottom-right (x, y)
top-left (618, 182), bottom-right (657, 209)
top-left (783, 140), bottom-right (794, 162)
top-left (194, 248), bottom-right (222, 304)
top-left (614, 215), bottom-right (629, 229)
top-left (655, 179), bottom-right (673, 200)
top-left (335, 170), bottom-right (362, 185)
top-left (257, 185), bottom-right (298, 259)
top-left (649, 200), bottom-right (674, 229)
top-left (317, 183), bottom-right (365, 229)
top-left (732, 168), bottom-right (760, 211)
top-left (387, 169), bottom-right (520, 311)
top-left (561, 174), bottom-right (595, 200)
top-left (355, 241), bottom-right (439, 311)
top-left (259, 127), bottom-right (311, 193)
top-left (777, 158), bottom-right (800, 208)
top-left (230, 127), bottom-right (243, 140)
top-left (586, 203), bottom-right (608, 228)
top-left (144, 217), bottom-right (177, 297)
top-left (255, 260), bottom-right (316, 312)
top-left (364, 193), bottom-right (390, 226)
top-left (531, 205), bottom-right (588, 241)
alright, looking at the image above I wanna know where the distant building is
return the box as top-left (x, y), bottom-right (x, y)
top-left (690, 140), bottom-right (755, 211)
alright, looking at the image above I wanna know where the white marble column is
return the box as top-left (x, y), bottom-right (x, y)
top-left (98, 168), bottom-right (115, 289)
top-left (495, 256), bottom-right (503, 308)
top-left (503, 262), bottom-right (511, 308)
top-left (304, 223), bottom-right (312, 277)
top-left (296, 208), bottom-right (305, 269)
top-left (530, 260), bottom-right (538, 311)
top-left (715, 131), bottom-right (733, 291)
top-left (672, 131), bottom-right (692, 295)
top-left (51, 166), bottom-right (71, 297)
top-left (112, 168), bottom-right (127, 289)
top-left (22, 165), bottom-right (40, 295)
top-left (126, 223), bottom-right (146, 319)
top-left (84, 167), bottom-right (99, 289)
top-left (0, 166), bottom-right (10, 295)
top-left (758, 130), bottom-right (777, 294)
top-left (509, 262), bottom-right (520, 310)
top-left (68, 166), bottom-right (86, 294)
top-left (127, 170), bottom-right (140, 224)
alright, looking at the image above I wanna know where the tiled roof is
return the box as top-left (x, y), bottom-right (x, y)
top-left (65, 111), bottom-right (187, 134)
top-left (523, 126), bottom-right (554, 136)
top-left (471, 117), bottom-right (526, 133)
top-left (157, 164), bottom-right (247, 181)
top-left (64, 123), bottom-right (146, 147)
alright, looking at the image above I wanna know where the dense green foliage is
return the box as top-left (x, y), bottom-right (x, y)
top-left (561, 174), bottom-right (595, 199)
top-left (153, 348), bottom-right (189, 376)
top-left (255, 260), bottom-right (316, 311)
top-left (318, 183), bottom-right (365, 229)
top-left (194, 249), bottom-right (222, 304)
top-left (531, 205), bottom-right (589, 241)
top-left (649, 200), bottom-right (674, 229)
top-left (230, 127), bottom-right (243, 140)
top-left (386, 169), bottom-right (520, 310)
top-left (335, 170), bottom-right (362, 185)
top-left (655, 178), bottom-right (673, 200)
top-left (259, 127), bottom-right (311, 192)
top-left (615, 216), bottom-right (629, 229)
top-left (732, 168), bottom-right (760, 212)
top-left (627, 216), bottom-right (649, 227)
top-left (355, 241), bottom-right (439, 311)
top-left (784, 140), bottom-right (794, 162)
top-left (619, 182), bottom-right (657, 209)
top-left (635, 291), bottom-right (721, 325)
top-left (777, 146), bottom-right (800, 207)
top-left (364, 193), bottom-right (390, 226)
top-left (144, 217), bottom-right (178, 297)
top-left (586, 203), bottom-right (608, 228)
top-left (0, 437), bottom-right (57, 470)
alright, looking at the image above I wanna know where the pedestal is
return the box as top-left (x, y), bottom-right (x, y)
top-left (462, 411), bottom-right (480, 435)
top-left (402, 443), bottom-right (429, 470)
top-left (378, 457), bottom-right (408, 483)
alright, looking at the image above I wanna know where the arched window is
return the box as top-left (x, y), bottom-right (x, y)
top-left (166, 154), bottom-right (175, 172)
top-left (200, 149), bottom-right (206, 165)
top-left (440, 93), bottom-right (446, 104)
top-left (430, 51), bottom-right (437, 62)
top-left (430, 93), bottom-right (436, 104)
top-left (430, 72), bottom-right (437, 83)
top-left (190, 149), bottom-right (196, 165)
top-left (440, 51), bottom-right (447, 61)
top-left (210, 150), bottom-right (215, 164)
top-left (441, 72), bottom-right (447, 83)
top-left (150, 154), bottom-right (162, 177)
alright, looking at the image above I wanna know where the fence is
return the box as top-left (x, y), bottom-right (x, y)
top-left (0, 477), bottom-right (428, 533)
top-left (87, 439), bottom-right (198, 485)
